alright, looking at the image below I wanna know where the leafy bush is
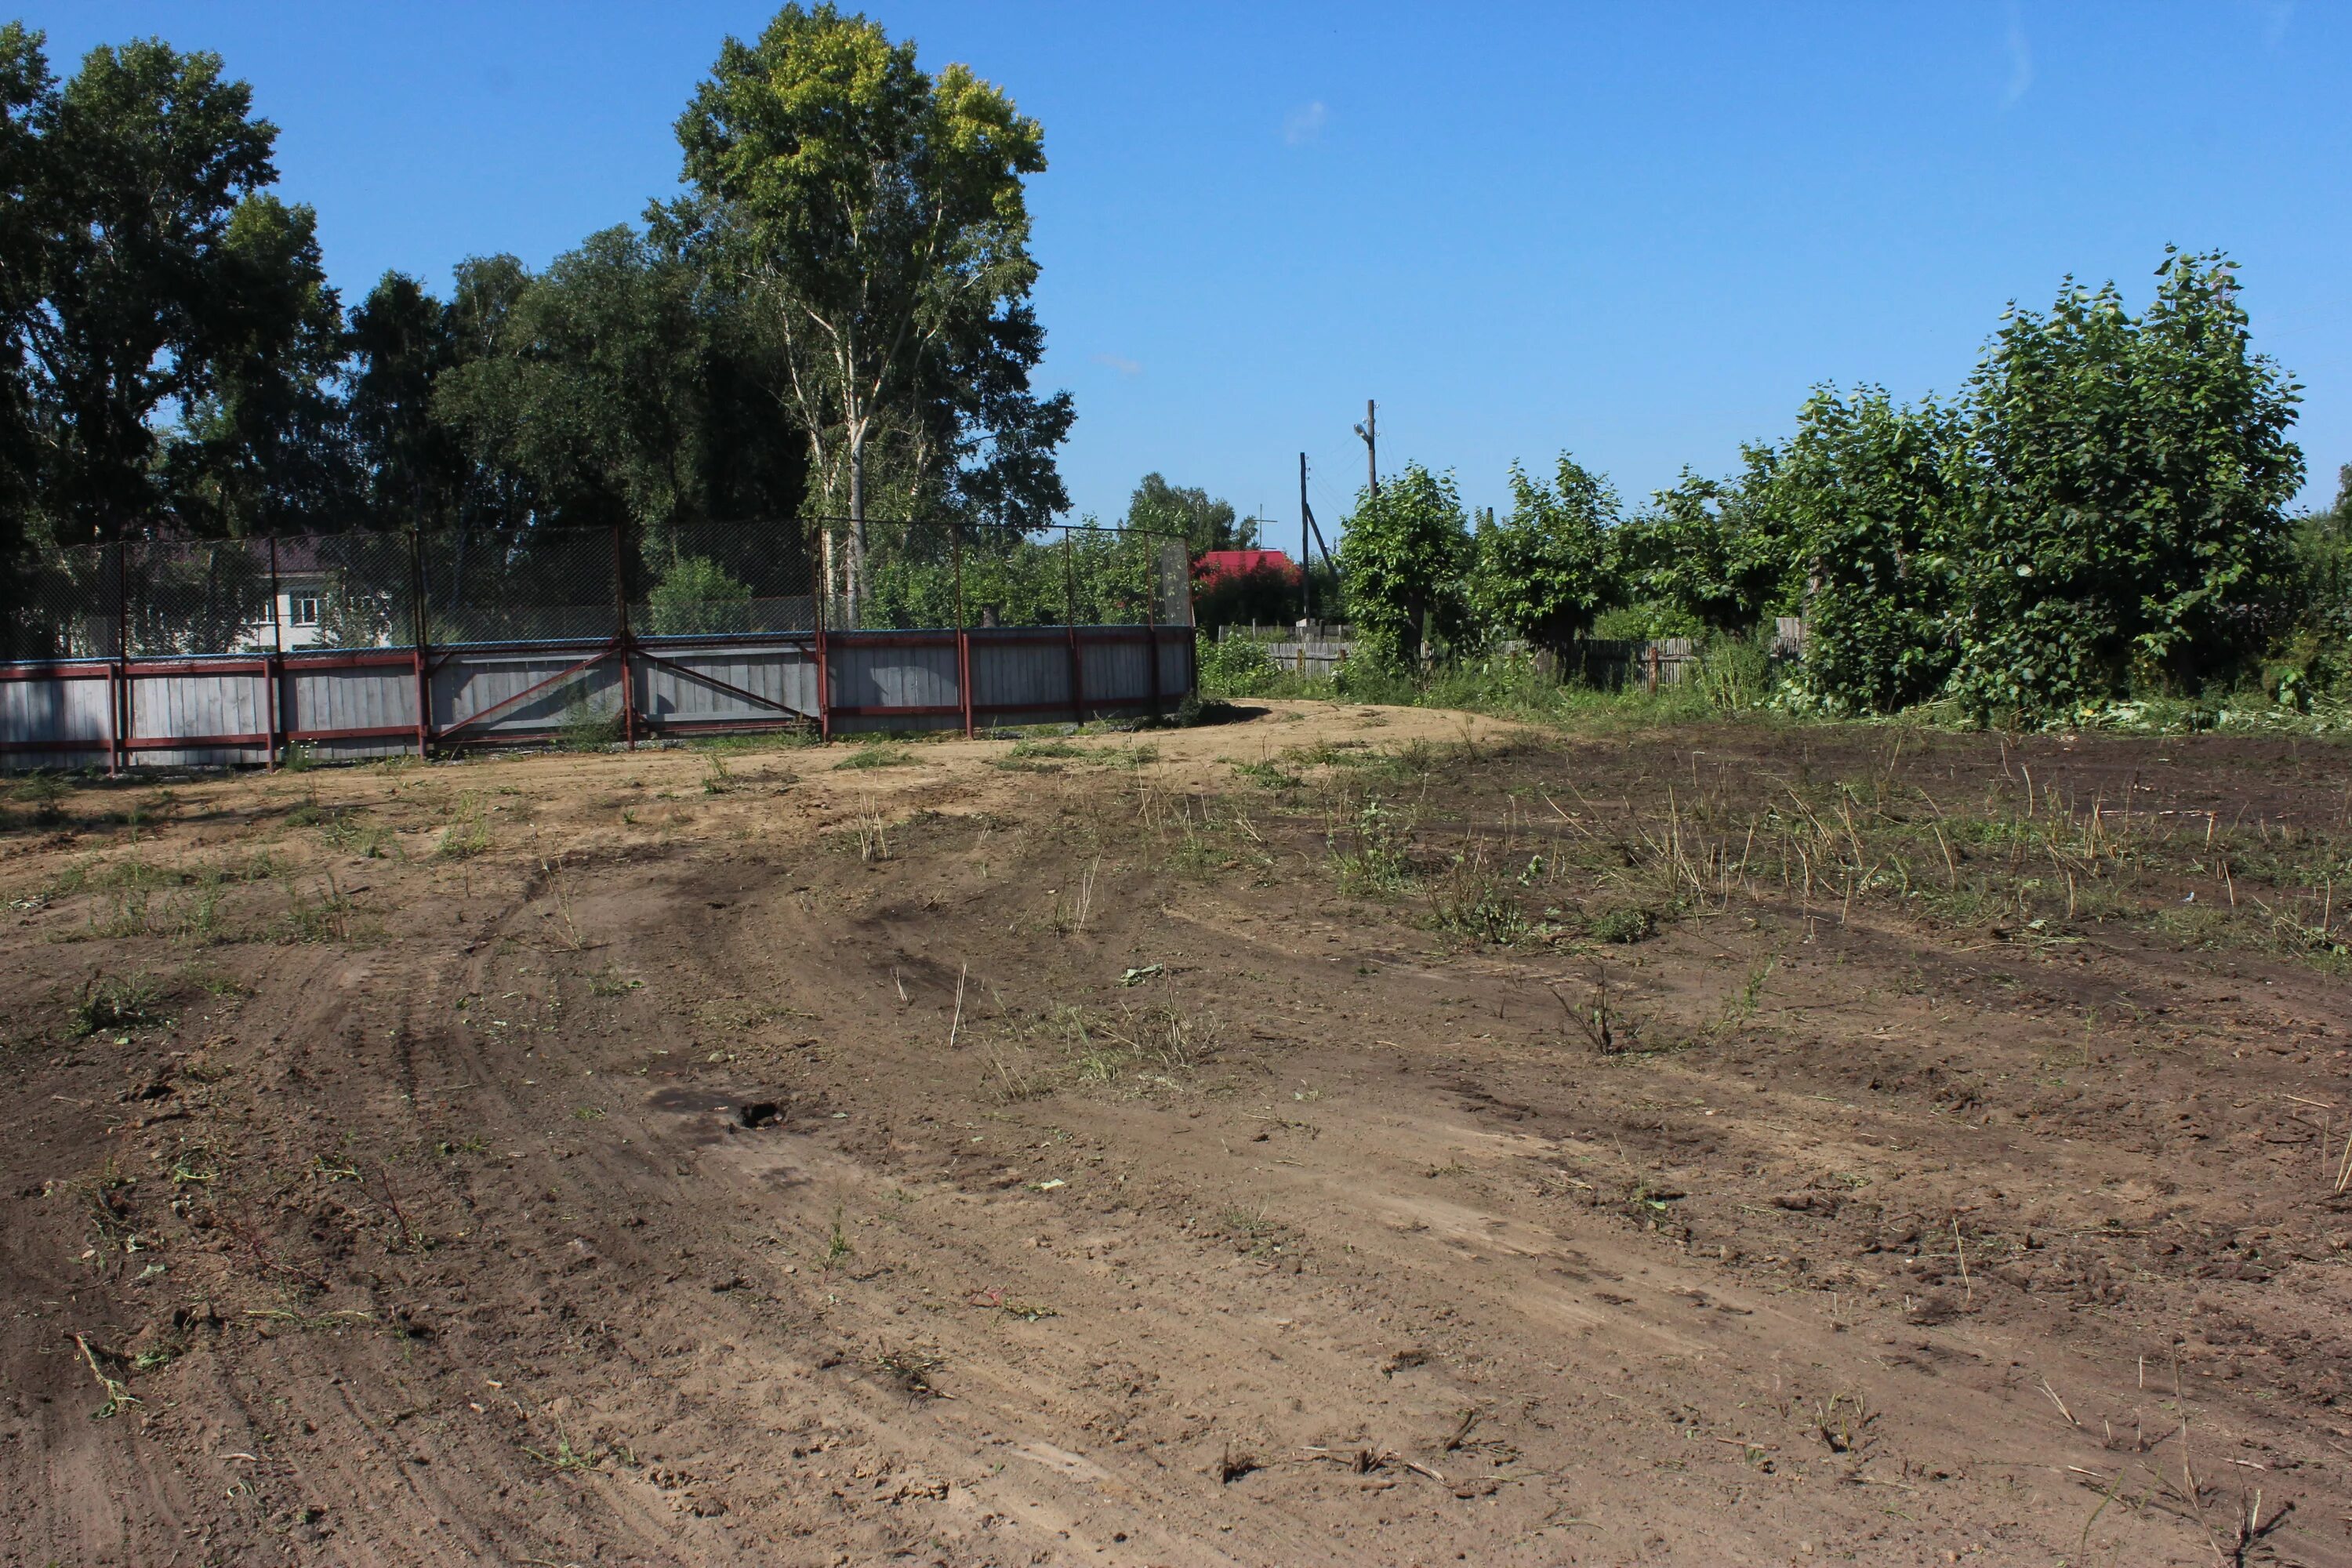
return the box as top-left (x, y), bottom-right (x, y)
top-left (1947, 249), bottom-right (2304, 720)
top-left (1336, 463), bottom-right (1472, 671)
top-left (1779, 387), bottom-right (1962, 713)
top-left (1468, 454), bottom-right (1617, 652)
top-left (646, 554), bottom-right (752, 635)
top-left (1196, 635), bottom-right (1281, 698)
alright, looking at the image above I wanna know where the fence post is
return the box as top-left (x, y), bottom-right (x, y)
top-left (810, 518), bottom-right (832, 742)
top-left (114, 539), bottom-right (130, 776)
top-left (1647, 642), bottom-right (1660, 695)
top-left (612, 522), bottom-right (635, 750)
top-left (953, 522), bottom-right (974, 739)
top-left (1063, 531), bottom-right (1084, 724)
top-left (409, 529), bottom-right (431, 759)
top-left (265, 536), bottom-right (282, 771)
top-left (1140, 536), bottom-right (1162, 720)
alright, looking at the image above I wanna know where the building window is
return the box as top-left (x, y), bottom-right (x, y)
top-left (289, 594), bottom-right (321, 627)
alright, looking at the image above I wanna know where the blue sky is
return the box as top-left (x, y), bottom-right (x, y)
top-left (28, 2), bottom-right (2351, 532)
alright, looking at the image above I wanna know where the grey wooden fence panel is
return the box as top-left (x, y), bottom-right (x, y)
top-left (135, 671), bottom-right (263, 742)
top-left (2, 671), bottom-right (111, 761)
top-left (2, 626), bottom-right (1197, 766)
top-left (289, 665), bottom-right (412, 736)
top-left (436, 650), bottom-right (622, 738)
top-left (829, 637), bottom-right (960, 714)
top-left (637, 644), bottom-right (816, 725)
top-left (1156, 634), bottom-right (1192, 701)
top-left (1079, 637), bottom-right (1149, 715)
top-left (966, 635), bottom-right (1071, 718)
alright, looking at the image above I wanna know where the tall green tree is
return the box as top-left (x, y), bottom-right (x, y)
top-left (674, 2), bottom-right (1057, 607)
top-left (1468, 453), bottom-right (1617, 651)
top-left (14, 33), bottom-right (336, 545)
top-left (1337, 463), bottom-right (1471, 670)
top-left (434, 226), bottom-right (713, 534)
top-left (1951, 249), bottom-right (2303, 717)
top-left (1620, 446), bottom-right (1795, 637)
top-left (1778, 386), bottom-right (1963, 713)
top-left (0, 24), bottom-right (47, 561)
top-left (347, 270), bottom-right (469, 531)
top-left (164, 194), bottom-right (353, 535)
top-left (1124, 473), bottom-right (1251, 554)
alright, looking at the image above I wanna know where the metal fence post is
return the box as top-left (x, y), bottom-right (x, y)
top-left (1063, 530), bottom-right (1084, 724)
top-left (265, 535), bottom-right (282, 770)
top-left (1144, 537), bottom-right (1163, 720)
top-left (810, 518), bottom-right (833, 741)
top-left (613, 522), bottom-right (636, 750)
top-left (409, 528), bottom-right (431, 759)
top-left (114, 539), bottom-right (130, 776)
top-left (953, 522), bottom-right (974, 739)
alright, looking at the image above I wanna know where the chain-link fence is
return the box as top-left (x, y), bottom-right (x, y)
top-left (819, 520), bottom-right (1192, 632)
top-left (2, 518), bottom-right (1190, 662)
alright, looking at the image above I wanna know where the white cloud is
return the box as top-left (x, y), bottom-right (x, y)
top-left (2002, 9), bottom-right (2034, 108)
top-left (1283, 100), bottom-right (1327, 147)
top-left (1093, 353), bottom-right (1142, 377)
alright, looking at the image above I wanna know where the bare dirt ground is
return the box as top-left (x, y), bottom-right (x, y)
top-left (4, 700), bottom-right (2350, 1567)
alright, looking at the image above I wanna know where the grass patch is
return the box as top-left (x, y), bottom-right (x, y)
top-left (436, 797), bottom-right (492, 860)
top-left (74, 972), bottom-right (167, 1036)
top-left (838, 743), bottom-right (916, 771)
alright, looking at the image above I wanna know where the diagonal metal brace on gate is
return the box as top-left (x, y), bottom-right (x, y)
top-left (632, 647), bottom-right (810, 720)
top-left (434, 644), bottom-right (619, 742)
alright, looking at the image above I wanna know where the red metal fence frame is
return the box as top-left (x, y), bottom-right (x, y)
top-left (0, 622), bottom-right (1195, 760)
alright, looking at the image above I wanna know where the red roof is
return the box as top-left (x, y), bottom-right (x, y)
top-left (1194, 549), bottom-right (1298, 582)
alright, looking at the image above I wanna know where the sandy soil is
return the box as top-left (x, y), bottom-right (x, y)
top-left (3, 702), bottom-right (2349, 1566)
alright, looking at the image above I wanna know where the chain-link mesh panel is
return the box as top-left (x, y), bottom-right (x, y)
top-left (419, 525), bottom-right (617, 646)
top-left (630, 518), bottom-right (815, 637)
top-left (125, 537), bottom-right (274, 657)
top-left (804, 518), bottom-right (1189, 630)
top-left (1152, 535), bottom-right (1195, 627)
top-left (1065, 525), bottom-right (1160, 626)
top-left (289, 532), bottom-right (419, 650)
top-left (4, 521), bottom-right (1191, 664)
top-left (955, 524), bottom-right (1070, 628)
top-left (3, 544), bottom-right (116, 660)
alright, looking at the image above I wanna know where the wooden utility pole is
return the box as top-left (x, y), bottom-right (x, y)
top-left (1299, 452), bottom-right (1312, 625)
top-left (1353, 399), bottom-right (1377, 498)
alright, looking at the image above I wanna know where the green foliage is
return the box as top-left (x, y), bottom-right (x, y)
top-left (675, 1), bottom-right (1065, 601)
top-left (1780, 387), bottom-right (1963, 713)
top-left (3, 27), bottom-right (347, 548)
top-left (1127, 473), bottom-right (1251, 554)
top-left (1336, 463), bottom-right (1472, 671)
top-left (430, 227), bottom-right (727, 534)
top-left (1196, 634), bottom-right (1282, 698)
top-left (1468, 454), bottom-right (1617, 650)
top-left (2277, 466), bottom-right (2352, 691)
top-left (1949, 249), bottom-right (2304, 720)
top-left (646, 554), bottom-right (752, 635)
top-left (1618, 446), bottom-right (1795, 637)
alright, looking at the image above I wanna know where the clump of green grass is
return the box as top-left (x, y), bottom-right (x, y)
top-left (437, 798), bottom-right (492, 859)
top-left (74, 972), bottom-right (166, 1036)
top-left (12, 770), bottom-right (71, 820)
top-left (839, 743), bottom-right (916, 770)
top-left (557, 692), bottom-right (624, 753)
top-left (1586, 905), bottom-right (1657, 944)
top-left (1424, 869), bottom-right (1531, 944)
top-left (278, 873), bottom-right (360, 943)
top-left (992, 737), bottom-right (1083, 773)
top-left (1231, 757), bottom-right (1304, 790)
top-left (1329, 796), bottom-right (1414, 894)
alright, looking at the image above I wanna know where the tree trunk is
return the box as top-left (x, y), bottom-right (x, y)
top-left (848, 426), bottom-right (868, 626)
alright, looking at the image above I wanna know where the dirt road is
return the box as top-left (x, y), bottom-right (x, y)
top-left (4, 702), bottom-right (2347, 1566)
